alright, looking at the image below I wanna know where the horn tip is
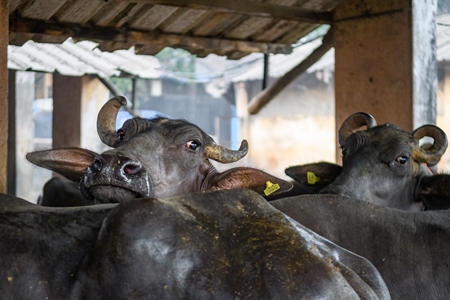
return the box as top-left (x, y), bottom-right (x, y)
top-left (240, 139), bottom-right (249, 152)
top-left (110, 96), bottom-right (127, 107)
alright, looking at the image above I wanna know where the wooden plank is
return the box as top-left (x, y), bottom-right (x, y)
top-left (130, 4), bottom-right (178, 30)
top-left (8, 0), bottom-right (27, 13)
top-left (92, 1), bottom-right (130, 27)
top-left (252, 19), bottom-right (298, 42)
top-left (115, 2), bottom-right (148, 28)
top-left (193, 12), bottom-right (242, 36)
top-left (0, 0), bottom-right (7, 193)
top-left (248, 28), bottom-right (333, 114)
top-left (158, 7), bottom-right (209, 34)
top-left (56, 0), bottom-right (106, 24)
top-left (225, 16), bottom-right (273, 39)
top-left (131, 0), bottom-right (333, 24)
top-left (20, 0), bottom-right (67, 20)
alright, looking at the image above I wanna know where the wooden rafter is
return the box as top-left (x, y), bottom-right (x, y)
top-left (9, 17), bottom-right (293, 55)
top-left (133, 0), bottom-right (333, 24)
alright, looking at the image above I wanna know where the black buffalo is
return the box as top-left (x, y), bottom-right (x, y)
top-left (28, 96), bottom-right (293, 206)
top-left (286, 112), bottom-right (450, 211)
top-left (271, 194), bottom-right (450, 300)
top-left (37, 177), bottom-right (84, 206)
top-left (0, 189), bottom-right (389, 299)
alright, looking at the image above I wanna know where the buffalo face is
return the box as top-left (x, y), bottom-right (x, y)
top-left (286, 112), bottom-right (449, 211)
top-left (27, 97), bottom-right (293, 205)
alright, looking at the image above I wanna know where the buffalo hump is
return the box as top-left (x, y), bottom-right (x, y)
top-left (0, 190), bottom-right (388, 299)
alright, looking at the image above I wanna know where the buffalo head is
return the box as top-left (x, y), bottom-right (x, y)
top-left (27, 96), bottom-right (293, 204)
top-left (286, 112), bottom-right (450, 211)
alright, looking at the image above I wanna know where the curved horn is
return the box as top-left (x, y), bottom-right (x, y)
top-left (412, 125), bottom-right (448, 166)
top-left (204, 136), bottom-right (249, 163)
top-left (338, 112), bottom-right (377, 145)
top-left (97, 96), bottom-right (127, 148)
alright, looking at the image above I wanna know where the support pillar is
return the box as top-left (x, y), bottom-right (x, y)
top-left (0, 0), bottom-right (8, 193)
top-left (7, 70), bottom-right (15, 195)
top-left (15, 71), bottom-right (35, 200)
top-left (334, 0), bottom-right (437, 163)
top-left (53, 73), bottom-right (82, 148)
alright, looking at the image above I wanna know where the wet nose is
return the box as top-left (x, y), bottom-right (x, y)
top-left (89, 154), bottom-right (142, 177)
top-left (122, 161), bottom-right (141, 175)
top-left (91, 156), bottom-right (104, 172)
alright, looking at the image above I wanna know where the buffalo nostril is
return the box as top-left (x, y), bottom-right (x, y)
top-left (123, 162), bottom-right (141, 175)
top-left (92, 157), bottom-right (103, 172)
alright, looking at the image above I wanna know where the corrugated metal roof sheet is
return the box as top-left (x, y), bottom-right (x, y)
top-left (7, 38), bottom-right (162, 78)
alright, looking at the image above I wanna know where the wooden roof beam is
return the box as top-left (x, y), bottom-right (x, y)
top-left (9, 17), bottom-right (293, 56)
top-left (248, 28), bottom-right (334, 115)
top-left (133, 0), bottom-right (333, 24)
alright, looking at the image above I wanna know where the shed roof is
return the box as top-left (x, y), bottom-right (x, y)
top-left (8, 38), bottom-right (162, 78)
top-left (8, 0), bottom-right (340, 59)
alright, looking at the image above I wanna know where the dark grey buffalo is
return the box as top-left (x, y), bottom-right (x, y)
top-left (37, 177), bottom-right (84, 206)
top-left (286, 112), bottom-right (450, 211)
top-left (271, 194), bottom-right (450, 300)
top-left (0, 189), bottom-right (389, 299)
top-left (28, 96), bottom-right (293, 206)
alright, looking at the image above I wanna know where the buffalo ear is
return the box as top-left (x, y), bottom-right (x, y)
top-left (419, 174), bottom-right (450, 210)
top-left (208, 167), bottom-right (294, 200)
top-left (26, 148), bottom-right (97, 182)
top-left (285, 162), bottom-right (342, 193)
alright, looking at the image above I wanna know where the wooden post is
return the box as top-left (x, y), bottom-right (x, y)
top-left (0, 0), bottom-right (8, 193)
top-left (52, 73), bottom-right (82, 148)
top-left (334, 0), bottom-right (436, 163)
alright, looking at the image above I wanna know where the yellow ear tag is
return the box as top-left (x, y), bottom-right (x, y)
top-left (307, 172), bottom-right (320, 185)
top-left (264, 181), bottom-right (280, 196)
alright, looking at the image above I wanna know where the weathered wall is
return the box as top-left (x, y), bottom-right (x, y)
top-left (236, 73), bottom-right (335, 180)
top-left (80, 76), bottom-right (110, 153)
top-left (437, 64), bottom-right (450, 172)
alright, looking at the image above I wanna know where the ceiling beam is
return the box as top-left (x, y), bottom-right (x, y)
top-left (132, 0), bottom-right (333, 24)
top-left (9, 17), bottom-right (293, 56)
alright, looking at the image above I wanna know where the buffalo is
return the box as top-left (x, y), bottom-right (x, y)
top-left (28, 96), bottom-right (293, 205)
top-left (271, 194), bottom-right (450, 300)
top-left (286, 112), bottom-right (450, 211)
top-left (0, 189), bottom-right (389, 299)
top-left (37, 177), bottom-right (83, 206)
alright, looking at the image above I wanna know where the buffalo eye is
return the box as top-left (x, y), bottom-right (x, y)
top-left (395, 156), bottom-right (408, 165)
top-left (186, 141), bottom-right (199, 151)
top-left (117, 129), bottom-right (125, 141)
top-left (341, 147), bottom-right (348, 156)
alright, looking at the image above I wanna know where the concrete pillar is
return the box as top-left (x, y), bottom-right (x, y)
top-left (0, 0), bottom-right (8, 193)
top-left (7, 70), bottom-right (16, 195)
top-left (334, 0), bottom-right (436, 163)
top-left (15, 71), bottom-right (35, 201)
